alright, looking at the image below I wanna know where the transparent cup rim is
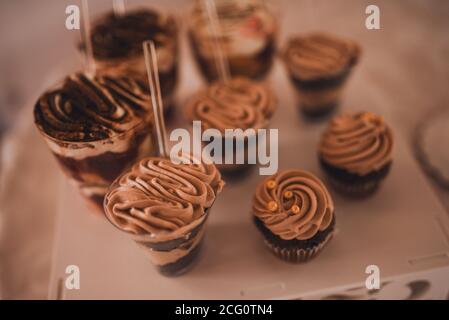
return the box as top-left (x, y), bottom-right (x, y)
top-left (102, 161), bottom-right (216, 242)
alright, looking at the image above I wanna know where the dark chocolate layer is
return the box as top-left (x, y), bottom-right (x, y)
top-left (89, 9), bottom-right (177, 60)
top-left (320, 156), bottom-right (392, 184)
top-left (254, 215), bottom-right (336, 250)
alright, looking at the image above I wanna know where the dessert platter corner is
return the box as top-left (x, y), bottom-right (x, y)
top-left (26, 1), bottom-right (449, 299)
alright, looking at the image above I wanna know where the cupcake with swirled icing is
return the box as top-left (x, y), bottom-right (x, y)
top-left (185, 77), bottom-right (276, 174)
top-left (319, 112), bottom-right (394, 196)
top-left (188, 0), bottom-right (278, 82)
top-left (83, 8), bottom-right (178, 114)
top-left (34, 73), bottom-right (155, 211)
top-left (282, 32), bottom-right (361, 118)
top-left (253, 170), bottom-right (336, 263)
top-left (104, 155), bottom-right (224, 276)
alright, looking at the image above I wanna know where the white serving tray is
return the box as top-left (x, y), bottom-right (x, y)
top-left (47, 59), bottom-right (449, 299)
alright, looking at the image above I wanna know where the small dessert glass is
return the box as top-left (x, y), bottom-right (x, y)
top-left (35, 119), bottom-right (155, 213)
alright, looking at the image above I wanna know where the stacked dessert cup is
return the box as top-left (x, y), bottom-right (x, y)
top-left (188, 0), bottom-right (278, 81)
top-left (185, 77), bottom-right (277, 176)
top-left (34, 73), bottom-right (155, 211)
top-left (83, 7), bottom-right (179, 114)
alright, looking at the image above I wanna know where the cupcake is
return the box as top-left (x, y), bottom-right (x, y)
top-left (282, 32), bottom-right (361, 118)
top-left (188, 0), bottom-right (278, 81)
top-left (319, 112), bottom-right (394, 197)
top-left (103, 156), bottom-right (224, 276)
top-left (185, 77), bottom-right (277, 175)
top-left (34, 73), bottom-right (155, 211)
top-left (253, 170), bottom-right (335, 263)
top-left (86, 9), bottom-right (179, 114)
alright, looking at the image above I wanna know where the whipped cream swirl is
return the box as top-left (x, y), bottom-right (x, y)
top-left (104, 157), bottom-right (224, 236)
top-left (253, 170), bottom-right (334, 241)
top-left (185, 77), bottom-right (276, 132)
top-left (319, 112), bottom-right (394, 176)
top-left (283, 32), bottom-right (360, 80)
top-left (34, 73), bottom-right (151, 143)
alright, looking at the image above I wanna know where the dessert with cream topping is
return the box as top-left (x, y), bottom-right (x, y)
top-left (319, 112), bottom-right (394, 196)
top-left (185, 77), bottom-right (277, 174)
top-left (103, 156), bottom-right (224, 276)
top-left (34, 73), bottom-right (155, 211)
top-left (84, 8), bottom-right (179, 114)
top-left (188, 0), bottom-right (278, 81)
top-left (282, 32), bottom-right (361, 118)
top-left (253, 169), bottom-right (336, 262)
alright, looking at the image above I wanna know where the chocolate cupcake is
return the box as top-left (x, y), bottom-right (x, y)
top-left (253, 170), bottom-right (335, 263)
top-left (185, 77), bottom-right (276, 175)
top-left (103, 156), bottom-right (224, 276)
top-left (86, 9), bottom-right (179, 113)
top-left (188, 0), bottom-right (278, 81)
top-left (319, 112), bottom-right (394, 197)
top-left (34, 73), bottom-right (155, 211)
top-left (282, 32), bottom-right (361, 118)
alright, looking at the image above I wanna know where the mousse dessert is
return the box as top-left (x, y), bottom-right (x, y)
top-left (104, 156), bottom-right (224, 276)
top-left (283, 32), bottom-right (361, 118)
top-left (85, 8), bottom-right (179, 113)
top-left (319, 112), bottom-right (394, 197)
top-left (253, 169), bottom-right (336, 262)
top-left (34, 73), bottom-right (155, 211)
top-left (189, 0), bottom-right (278, 81)
top-left (185, 77), bottom-right (277, 174)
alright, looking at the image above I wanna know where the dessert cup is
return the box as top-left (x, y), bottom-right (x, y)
top-left (188, 0), bottom-right (278, 82)
top-left (253, 170), bottom-right (336, 263)
top-left (84, 8), bottom-right (179, 114)
top-left (282, 32), bottom-right (361, 118)
top-left (34, 73), bottom-right (155, 212)
top-left (318, 112), bottom-right (394, 197)
top-left (103, 156), bottom-right (224, 276)
top-left (185, 77), bottom-right (277, 176)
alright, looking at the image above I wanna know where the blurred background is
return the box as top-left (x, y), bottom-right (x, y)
top-left (0, 0), bottom-right (448, 299)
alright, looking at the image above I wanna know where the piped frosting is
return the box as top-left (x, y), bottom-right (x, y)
top-left (34, 73), bottom-right (151, 143)
top-left (185, 77), bottom-right (276, 132)
top-left (283, 32), bottom-right (360, 80)
top-left (253, 170), bottom-right (334, 241)
top-left (319, 112), bottom-right (394, 176)
top-left (104, 156), bottom-right (224, 237)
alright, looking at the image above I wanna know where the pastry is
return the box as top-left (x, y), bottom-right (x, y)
top-left (185, 77), bottom-right (276, 175)
top-left (85, 8), bottom-right (179, 114)
top-left (103, 156), bottom-right (224, 276)
top-left (253, 169), bottom-right (335, 263)
top-left (282, 32), bottom-right (361, 118)
top-left (34, 73), bottom-right (154, 211)
top-left (319, 112), bottom-right (394, 197)
top-left (188, 0), bottom-right (278, 81)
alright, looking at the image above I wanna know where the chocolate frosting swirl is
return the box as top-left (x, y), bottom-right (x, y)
top-left (104, 156), bottom-right (224, 236)
top-left (34, 73), bottom-right (151, 142)
top-left (253, 170), bottom-right (334, 241)
top-left (283, 32), bottom-right (360, 80)
top-left (185, 77), bottom-right (276, 132)
top-left (90, 9), bottom-right (177, 60)
top-left (319, 112), bottom-right (394, 176)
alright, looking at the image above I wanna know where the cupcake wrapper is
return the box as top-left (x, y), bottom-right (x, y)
top-left (264, 232), bottom-right (334, 263)
top-left (320, 158), bottom-right (392, 198)
top-left (327, 175), bottom-right (381, 197)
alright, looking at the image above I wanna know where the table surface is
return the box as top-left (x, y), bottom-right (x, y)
top-left (1, 0), bottom-right (449, 299)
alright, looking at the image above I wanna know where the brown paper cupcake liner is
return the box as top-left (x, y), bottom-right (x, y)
top-left (264, 232), bottom-right (334, 263)
top-left (327, 175), bottom-right (381, 198)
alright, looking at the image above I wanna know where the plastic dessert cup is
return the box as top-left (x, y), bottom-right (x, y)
top-left (103, 157), bottom-right (224, 276)
top-left (34, 73), bottom-right (155, 212)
